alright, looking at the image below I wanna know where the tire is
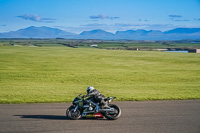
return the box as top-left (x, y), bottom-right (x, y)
top-left (104, 104), bottom-right (121, 120)
top-left (66, 105), bottom-right (81, 120)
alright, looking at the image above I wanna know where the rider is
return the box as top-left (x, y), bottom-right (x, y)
top-left (86, 86), bottom-right (107, 110)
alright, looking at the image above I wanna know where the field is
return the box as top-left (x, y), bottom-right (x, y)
top-left (1, 39), bottom-right (200, 50)
top-left (0, 45), bottom-right (200, 103)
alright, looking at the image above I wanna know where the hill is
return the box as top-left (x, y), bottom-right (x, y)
top-left (0, 26), bottom-right (77, 38)
top-left (164, 28), bottom-right (200, 34)
top-left (0, 26), bottom-right (200, 40)
top-left (79, 29), bottom-right (115, 39)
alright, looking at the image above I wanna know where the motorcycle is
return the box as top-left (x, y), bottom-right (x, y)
top-left (66, 94), bottom-right (121, 120)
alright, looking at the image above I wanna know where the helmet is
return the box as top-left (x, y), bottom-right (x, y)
top-left (87, 86), bottom-right (94, 94)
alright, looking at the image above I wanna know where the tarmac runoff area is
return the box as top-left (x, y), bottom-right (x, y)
top-left (0, 100), bottom-right (200, 133)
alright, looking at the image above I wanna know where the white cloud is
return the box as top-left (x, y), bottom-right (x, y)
top-left (17, 14), bottom-right (56, 23)
top-left (168, 14), bottom-right (190, 22)
top-left (168, 15), bottom-right (182, 18)
top-left (89, 14), bottom-right (119, 20)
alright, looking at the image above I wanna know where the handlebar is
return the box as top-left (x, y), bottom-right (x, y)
top-left (82, 95), bottom-right (87, 98)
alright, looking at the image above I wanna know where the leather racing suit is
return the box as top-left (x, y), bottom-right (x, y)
top-left (86, 89), bottom-right (107, 107)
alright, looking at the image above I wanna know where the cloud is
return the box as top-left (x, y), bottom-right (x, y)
top-left (110, 17), bottom-right (120, 20)
top-left (113, 23), bottom-right (176, 31)
top-left (17, 14), bottom-right (56, 23)
top-left (90, 14), bottom-right (109, 19)
top-left (89, 14), bottom-right (119, 20)
top-left (168, 15), bottom-right (182, 18)
top-left (139, 19), bottom-right (149, 22)
top-left (0, 24), bottom-right (7, 26)
top-left (174, 19), bottom-right (190, 21)
top-left (81, 23), bottom-right (107, 27)
top-left (168, 15), bottom-right (190, 22)
top-left (194, 18), bottom-right (200, 21)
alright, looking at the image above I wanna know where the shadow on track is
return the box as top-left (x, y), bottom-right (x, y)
top-left (14, 115), bottom-right (69, 120)
top-left (14, 115), bottom-right (106, 120)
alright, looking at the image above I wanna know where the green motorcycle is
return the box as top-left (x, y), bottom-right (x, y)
top-left (66, 94), bottom-right (121, 120)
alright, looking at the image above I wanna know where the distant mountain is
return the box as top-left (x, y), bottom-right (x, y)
top-left (115, 28), bottom-right (200, 40)
top-left (164, 28), bottom-right (200, 34)
top-left (79, 29), bottom-right (115, 39)
top-left (115, 30), bottom-right (163, 40)
top-left (115, 30), bottom-right (136, 39)
top-left (0, 26), bottom-right (77, 38)
top-left (0, 26), bottom-right (200, 40)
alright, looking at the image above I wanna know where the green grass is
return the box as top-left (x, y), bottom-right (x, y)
top-left (1, 39), bottom-right (200, 50)
top-left (0, 46), bottom-right (200, 103)
top-left (97, 42), bottom-right (200, 49)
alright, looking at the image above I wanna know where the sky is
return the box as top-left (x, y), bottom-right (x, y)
top-left (0, 0), bottom-right (200, 34)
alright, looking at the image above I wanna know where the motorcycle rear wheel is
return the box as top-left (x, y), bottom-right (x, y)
top-left (104, 104), bottom-right (121, 120)
top-left (66, 105), bottom-right (81, 120)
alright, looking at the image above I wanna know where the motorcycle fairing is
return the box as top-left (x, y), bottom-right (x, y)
top-left (85, 113), bottom-right (104, 118)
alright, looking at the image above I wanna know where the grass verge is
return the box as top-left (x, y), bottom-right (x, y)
top-left (0, 46), bottom-right (200, 103)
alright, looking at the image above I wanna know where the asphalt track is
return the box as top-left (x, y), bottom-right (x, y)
top-left (0, 100), bottom-right (200, 133)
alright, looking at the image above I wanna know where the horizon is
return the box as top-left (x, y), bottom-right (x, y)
top-left (1, 26), bottom-right (200, 35)
top-left (0, 0), bottom-right (200, 34)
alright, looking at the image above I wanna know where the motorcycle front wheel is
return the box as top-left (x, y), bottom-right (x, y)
top-left (104, 104), bottom-right (121, 120)
top-left (66, 105), bottom-right (81, 120)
